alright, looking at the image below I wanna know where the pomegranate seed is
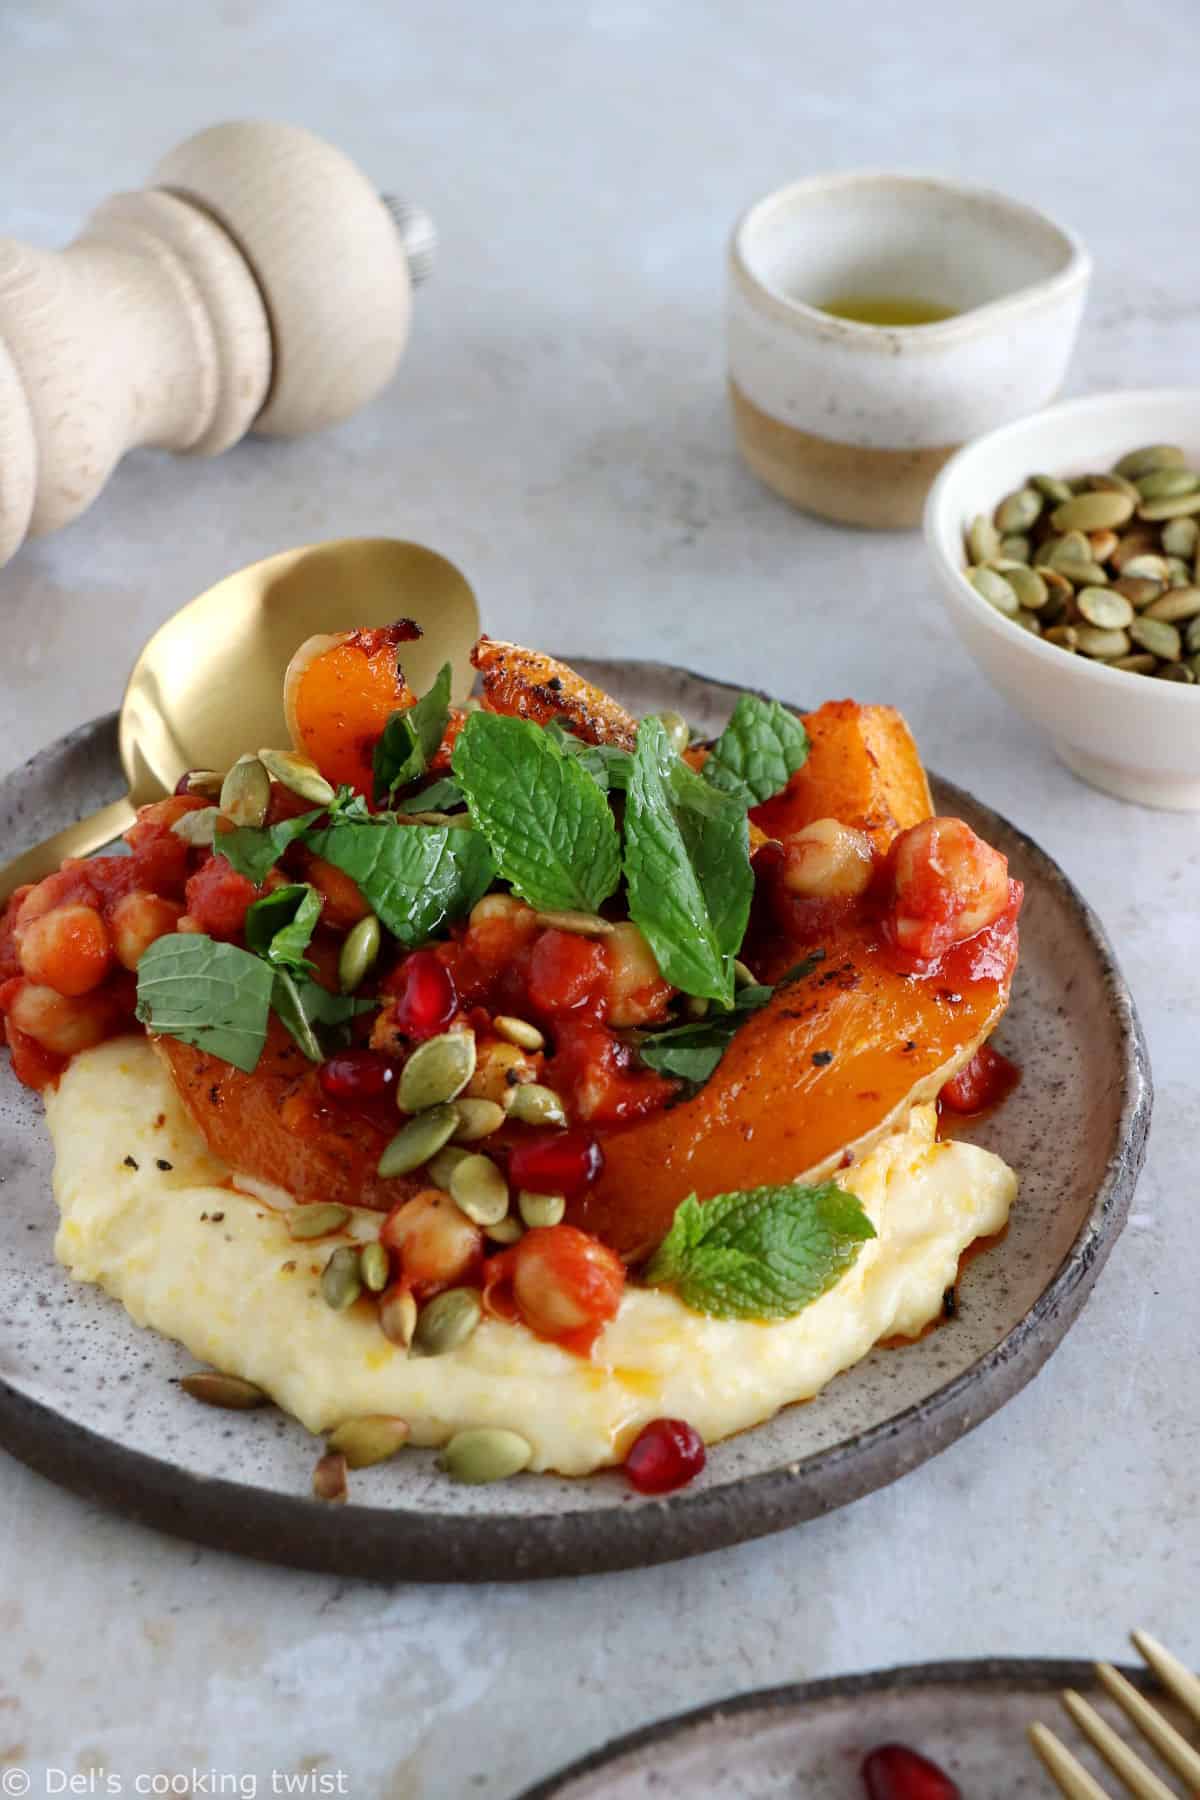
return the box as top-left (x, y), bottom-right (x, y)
top-left (508, 1129), bottom-right (602, 1200)
top-left (390, 949), bottom-right (458, 1040)
top-left (319, 1048), bottom-right (397, 1102)
top-left (861, 1745), bottom-right (960, 1800)
top-left (624, 1418), bottom-right (706, 1494)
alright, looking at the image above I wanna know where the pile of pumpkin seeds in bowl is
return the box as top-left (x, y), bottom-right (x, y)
top-left (964, 444), bottom-right (1200, 683)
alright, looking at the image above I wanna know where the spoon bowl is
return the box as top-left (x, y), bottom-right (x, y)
top-left (0, 537), bottom-right (480, 904)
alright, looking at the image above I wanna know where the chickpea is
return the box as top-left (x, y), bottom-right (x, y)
top-left (108, 892), bottom-right (185, 970)
top-left (9, 982), bottom-right (116, 1056)
top-left (781, 818), bottom-right (874, 901)
top-left (889, 817), bottom-right (1009, 962)
top-left (379, 1189), bottom-right (482, 1297)
top-left (604, 921), bottom-right (673, 1027)
top-left (465, 893), bottom-right (539, 969)
top-left (509, 1225), bottom-right (625, 1348)
top-left (465, 1037), bottom-right (538, 1108)
top-left (16, 902), bottom-right (112, 996)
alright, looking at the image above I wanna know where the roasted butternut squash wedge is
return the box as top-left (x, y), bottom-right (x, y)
top-left (472, 637), bottom-right (639, 749)
top-left (753, 699), bottom-right (933, 851)
top-left (571, 916), bottom-right (1017, 1262)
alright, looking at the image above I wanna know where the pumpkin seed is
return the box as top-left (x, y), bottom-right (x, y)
top-left (1162, 517), bottom-right (1199, 559)
top-left (1134, 466), bottom-right (1200, 501)
top-left (1190, 653), bottom-right (1200, 678)
top-left (1113, 443), bottom-right (1186, 479)
top-left (518, 1190), bottom-right (566, 1228)
top-left (1086, 472), bottom-right (1141, 501)
top-left (359, 1241), bottom-right (391, 1293)
top-left (219, 754), bottom-right (271, 827)
top-left (378, 1284), bottom-right (417, 1348)
top-left (1055, 559), bottom-right (1109, 588)
top-left (449, 1153), bottom-right (510, 1226)
top-left (1112, 654), bottom-right (1159, 675)
top-left (1118, 554), bottom-right (1169, 582)
top-left (287, 1202), bottom-right (352, 1240)
top-left (733, 958), bottom-right (758, 988)
top-left (1077, 587), bottom-right (1134, 631)
top-left (1006, 566), bottom-right (1048, 611)
top-left (171, 805), bottom-right (220, 847)
top-left (1012, 610), bottom-right (1042, 635)
top-left (1157, 662), bottom-right (1196, 684)
top-left (994, 486), bottom-right (1042, 533)
top-left (181, 768), bottom-right (224, 798)
top-left (967, 513), bottom-right (1001, 562)
top-left (653, 711), bottom-right (691, 755)
top-left (684, 996), bottom-right (710, 1020)
top-left (257, 747), bottom-right (336, 807)
top-left (1031, 473), bottom-right (1073, 503)
top-left (451, 1098), bottom-right (507, 1142)
top-left (338, 914), bottom-right (381, 993)
top-left (492, 1014), bottom-right (545, 1052)
top-left (321, 1244), bottom-right (363, 1311)
top-left (1075, 626), bottom-right (1131, 661)
top-left (378, 1104), bottom-right (461, 1177)
top-left (998, 533), bottom-right (1031, 563)
top-left (1044, 625), bottom-right (1079, 652)
top-left (180, 1371), bottom-right (268, 1410)
top-left (327, 1415), bottom-right (409, 1468)
top-left (1143, 586), bottom-right (1200, 623)
top-left (439, 1427), bottom-right (533, 1485)
top-left (313, 1450), bottom-right (348, 1503)
top-left (1187, 615), bottom-right (1200, 655)
top-left (1051, 492), bottom-right (1134, 533)
top-left (1138, 490), bottom-right (1200, 521)
top-left (429, 1144), bottom-right (471, 1188)
top-left (1088, 530), bottom-right (1119, 563)
top-left (969, 567), bottom-right (1019, 616)
top-left (1130, 617), bottom-right (1182, 661)
top-left (399, 1030), bottom-right (476, 1113)
top-left (486, 1216), bottom-right (524, 1245)
top-left (507, 1082), bottom-right (568, 1127)
top-left (532, 909), bottom-right (615, 936)
top-left (1111, 530), bottom-right (1159, 570)
top-left (1112, 576), bottom-right (1165, 609)
top-left (1047, 530), bottom-right (1091, 569)
top-left (1166, 556), bottom-right (1193, 587)
top-left (413, 1286), bottom-right (482, 1356)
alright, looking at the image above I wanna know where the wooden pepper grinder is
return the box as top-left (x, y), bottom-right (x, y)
top-left (0, 120), bottom-right (436, 566)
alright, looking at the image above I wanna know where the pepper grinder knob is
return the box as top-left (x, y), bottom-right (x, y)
top-left (0, 120), bottom-right (434, 566)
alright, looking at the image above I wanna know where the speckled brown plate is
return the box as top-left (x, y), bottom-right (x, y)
top-left (0, 661), bottom-right (1151, 1581)
top-left (515, 1657), bottom-right (1184, 1797)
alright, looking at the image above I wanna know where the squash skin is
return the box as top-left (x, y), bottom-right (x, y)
top-left (570, 909), bottom-right (1018, 1262)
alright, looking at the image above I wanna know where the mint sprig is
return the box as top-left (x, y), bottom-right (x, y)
top-left (544, 719), bottom-right (634, 794)
top-left (623, 716), bottom-right (752, 1006)
top-left (304, 818), bottom-right (495, 946)
top-left (643, 1179), bottom-right (876, 1320)
top-left (244, 883), bottom-right (321, 973)
top-left (702, 692), bottom-right (809, 810)
top-left (373, 662), bottom-right (453, 802)
top-left (394, 775), bottom-right (464, 816)
top-left (271, 969), bottom-right (376, 1061)
top-left (135, 934), bottom-right (275, 1073)
top-left (451, 712), bottom-right (621, 913)
top-left (637, 952), bottom-right (826, 1087)
top-left (217, 809), bottom-right (325, 885)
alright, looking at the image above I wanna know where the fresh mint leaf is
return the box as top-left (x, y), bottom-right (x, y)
top-left (544, 719), bottom-right (633, 794)
top-left (244, 883), bottom-right (321, 973)
top-left (451, 712), bottom-right (621, 912)
top-left (623, 716), bottom-right (752, 1006)
top-left (270, 970), bottom-right (377, 1061)
top-left (643, 1180), bottom-right (876, 1320)
top-left (638, 953), bottom-right (827, 1086)
top-left (217, 809), bottom-right (324, 885)
top-left (135, 933), bottom-right (274, 1073)
top-left (394, 776), bottom-right (464, 815)
top-left (304, 818), bottom-right (495, 946)
top-left (702, 693), bottom-right (809, 809)
top-left (373, 662), bottom-right (452, 802)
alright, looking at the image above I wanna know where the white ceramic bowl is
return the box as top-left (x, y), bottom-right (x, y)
top-left (926, 389), bottom-right (1200, 810)
top-left (728, 171), bottom-right (1090, 528)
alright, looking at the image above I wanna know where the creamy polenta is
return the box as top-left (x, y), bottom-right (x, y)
top-left (47, 1035), bottom-right (1016, 1476)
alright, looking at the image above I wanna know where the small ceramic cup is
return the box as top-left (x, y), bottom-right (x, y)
top-left (727, 171), bottom-right (1091, 529)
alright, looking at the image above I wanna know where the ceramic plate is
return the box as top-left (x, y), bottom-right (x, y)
top-left (515, 1657), bottom-right (1183, 1797)
top-left (0, 661), bottom-right (1151, 1581)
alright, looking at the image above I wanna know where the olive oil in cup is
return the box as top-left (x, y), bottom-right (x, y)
top-left (817, 295), bottom-right (958, 328)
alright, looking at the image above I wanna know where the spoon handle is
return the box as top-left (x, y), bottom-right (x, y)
top-left (0, 796), bottom-right (137, 908)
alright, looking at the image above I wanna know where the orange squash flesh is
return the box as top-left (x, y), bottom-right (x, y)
top-left (753, 699), bottom-right (934, 852)
top-left (472, 637), bottom-right (640, 749)
top-left (290, 625), bottom-right (419, 793)
top-left (570, 927), bottom-right (1013, 1261)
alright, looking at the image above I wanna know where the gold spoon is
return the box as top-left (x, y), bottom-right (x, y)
top-left (0, 537), bottom-right (480, 906)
